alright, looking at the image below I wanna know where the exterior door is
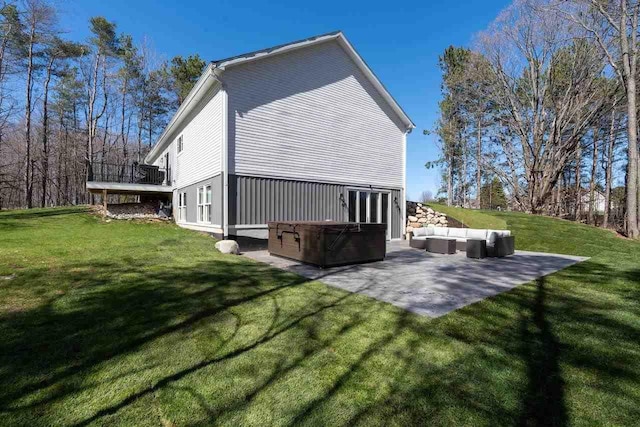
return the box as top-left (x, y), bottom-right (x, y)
top-left (164, 152), bottom-right (171, 185)
top-left (347, 189), bottom-right (391, 240)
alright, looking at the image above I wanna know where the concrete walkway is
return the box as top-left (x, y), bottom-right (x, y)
top-left (243, 241), bottom-right (587, 318)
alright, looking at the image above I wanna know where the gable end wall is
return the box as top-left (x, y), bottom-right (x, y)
top-left (224, 40), bottom-right (406, 189)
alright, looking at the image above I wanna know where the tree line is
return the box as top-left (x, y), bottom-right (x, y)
top-left (432, 0), bottom-right (640, 237)
top-left (0, 0), bottom-right (206, 209)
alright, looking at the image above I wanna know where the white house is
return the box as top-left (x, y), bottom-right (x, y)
top-left (90, 31), bottom-right (415, 242)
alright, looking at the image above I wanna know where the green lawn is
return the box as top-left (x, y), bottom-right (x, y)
top-left (429, 203), bottom-right (508, 230)
top-left (1, 207), bottom-right (639, 426)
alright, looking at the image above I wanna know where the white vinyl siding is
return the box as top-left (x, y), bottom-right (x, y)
top-left (225, 40), bottom-right (405, 188)
top-left (168, 86), bottom-right (223, 189)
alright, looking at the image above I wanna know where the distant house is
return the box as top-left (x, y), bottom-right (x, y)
top-left (580, 189), bottom-right (607, 214)
top-left (87, 31), bottom-right (415, 241)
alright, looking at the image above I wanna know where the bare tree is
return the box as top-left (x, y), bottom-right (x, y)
top-left (20, 0), bottom-right (57, 208)
top-left (40, 37), bottom-right (84, 207)
top-left (552, 0), bottom-right (640, 236)
top-left (476, 0), bottom-right (612, 213)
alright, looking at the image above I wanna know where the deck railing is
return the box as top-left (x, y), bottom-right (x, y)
top-left (87, 162), bottom-right (169, 186)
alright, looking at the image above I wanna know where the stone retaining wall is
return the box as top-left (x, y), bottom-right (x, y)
top-left (406, 201), bottom-right (448, 236)
top-left (104, 201), bottom-right (171, 220)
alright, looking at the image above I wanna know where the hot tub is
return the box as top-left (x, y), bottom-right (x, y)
top-left (267, 221), bottom-right (386, 268)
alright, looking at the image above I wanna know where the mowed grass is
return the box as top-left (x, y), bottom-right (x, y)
top-left (1, 207), bottom-right (639, 426)
top-left (429, 203), bottom-right (508, 229)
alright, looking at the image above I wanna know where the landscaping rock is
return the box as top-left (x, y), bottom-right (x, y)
top-left (406, 201), bottom-right (449, 231)
top-left (215, 240), bottom-right (240, 255)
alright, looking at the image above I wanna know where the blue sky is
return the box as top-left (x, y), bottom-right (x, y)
top-left (60, 0), bottom-right (510, 200)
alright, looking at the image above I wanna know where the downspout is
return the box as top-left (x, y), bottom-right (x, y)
top-left (212, 66), bottom-right (229, 238)
top-left (402, 127), bottom-right (411, 239)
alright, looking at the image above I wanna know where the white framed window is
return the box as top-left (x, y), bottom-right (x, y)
top-left (177, 135), bottom-right (184, 154)
top-left (178, 192), bottom-right (187, 222)
top-left (347, 189), bottom-right (391, 240)
top-left (197, 185), bottom-right (211, 223)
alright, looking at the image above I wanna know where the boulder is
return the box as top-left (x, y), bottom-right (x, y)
top-left (406, 226), bottom-right (414, 233)
top-left (427, 207), bottom-right (435, 214)
top-left (417, 218), bottom-right (427, 223)
top-left (408, 215), bottom-right (418, 222)
top-left (215, 240), bottom-right (240, 255)
top-left (409, 222), bottom-right (421, 228)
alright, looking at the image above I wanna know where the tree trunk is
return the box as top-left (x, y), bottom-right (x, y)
top-left (120, 78), bottom-right (128, 180)
top-left (603, 109), bottom-right (616, 229)
top-left (624, 77), bottom-right (639, 237)
top-left (447, 145), bottom-right (453, 207)
top-left (575, 145), bottom-right (582, 221)
top-left (588, 128), bottom-right (599, 225)
top-left (620, 0), bottom-right (639, 237)
top-left (41, 58), bottom-right (54, 208)
top-left (476, 118), bottom-right (482, 208)
top-left (24, 26), bottom-right (35, 208)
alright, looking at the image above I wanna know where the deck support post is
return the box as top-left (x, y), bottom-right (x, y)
top-left (102, 190), bottom-right (108, 217)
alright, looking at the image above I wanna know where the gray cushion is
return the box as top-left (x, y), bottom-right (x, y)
top-left (467, 229), bottom-right (488, 240)
top-left (448, 227), bottom-right (467, 238)
top-left (487, 232), bottom-right (498, 245)
top-left (433, 227), bottom-right (449, 237)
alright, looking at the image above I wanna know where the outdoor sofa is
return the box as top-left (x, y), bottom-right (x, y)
top-left (410, 226), bottom-right (515, 257)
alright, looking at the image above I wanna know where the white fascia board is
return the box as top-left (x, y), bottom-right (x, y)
top-left (145, 64), bottom-right (219, 164)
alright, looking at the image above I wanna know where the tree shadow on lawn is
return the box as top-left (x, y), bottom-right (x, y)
top-left (0, 208), bottom-right (89, 231)
top-left (0, 207), bottom-right (87, 221)
top-left (0, 256), bottom-right (639, 426)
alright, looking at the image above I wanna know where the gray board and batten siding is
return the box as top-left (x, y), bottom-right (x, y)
top-left (178, 174), bottom-right (223, 226)
top-left (228, 174), bottom-right (402, 239)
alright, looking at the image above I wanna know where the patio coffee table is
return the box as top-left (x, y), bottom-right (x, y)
top-left (425, 238), bottom-right (457, 254)
top-left (466, 239), bottom-right (487, 259)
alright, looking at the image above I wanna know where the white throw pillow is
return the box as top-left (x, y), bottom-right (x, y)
top-left (413, 227), bottom-right (427, 237)
top-left (424, 227), bottom-right (434, 236)
top-left (467, 229), bottom-right (488, 240)
top-left (433, 227), bottom-right (449, 237)
top-left (448, 228), bottom-right (467, 238)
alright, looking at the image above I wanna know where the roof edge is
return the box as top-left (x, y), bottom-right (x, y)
top-left (145, 63), bottom-right (218, 163)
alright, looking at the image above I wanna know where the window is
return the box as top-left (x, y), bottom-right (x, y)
top-left (347, 189), bottom-right (391, 239)
top-left (348, 191), bottom-right (357, 222)
top-left (197, 185), bottom-right (211, 223)
top-left (178, 192), bottom-right (187, 222)
top-left (177, 135), bottom-right (184, 154)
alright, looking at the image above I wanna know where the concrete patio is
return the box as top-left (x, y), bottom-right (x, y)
top-left (243, 241), bottom-right (588, 317)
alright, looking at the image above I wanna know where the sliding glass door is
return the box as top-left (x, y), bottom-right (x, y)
top-left (347, 189), bottom-right (391, 240)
